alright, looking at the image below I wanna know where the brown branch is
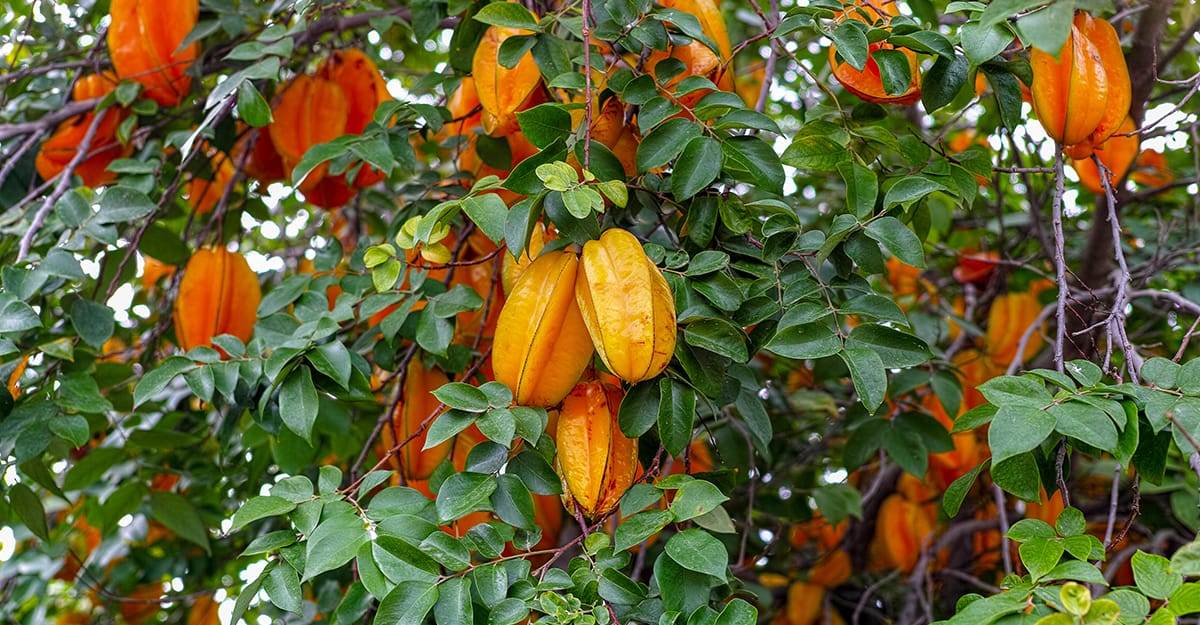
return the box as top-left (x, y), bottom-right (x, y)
top-left (0, 98), bottom-right (97, 142)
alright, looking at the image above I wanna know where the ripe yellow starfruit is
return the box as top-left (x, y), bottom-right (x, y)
top-left (472, 19), bottom-right (543, 137)
top-left (1031, 12), bottom-right (1129, 151)
top-left (554, 380), bottom-right (638, 517)
top-left (377, 359), bottom-right (453, 481)
top-left (575, 229), bottom-right (677, 383)
top-left (492, 250), bottom-right (594, 407)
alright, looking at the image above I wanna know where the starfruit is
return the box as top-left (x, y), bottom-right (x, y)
top-left (1071, 116), bottom-right (1139, 194)
top-left (1031, 12), bottom-right (1129, 150)
top-left (492, 250), bottom-right (595, 406)
top-left (472, 18), bottom-right (543, 137)
top-left (554, 380), bottom-right (638, 517)
top-left (576, 229), bottom-right (677, 383)
top-left (377, 359), bottom-right (453, 480)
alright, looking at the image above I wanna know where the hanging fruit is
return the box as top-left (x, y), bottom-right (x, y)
top-left (141, 255), bottom-right (177, 291)
top-left (450, 233), bottom-right (504, 347)
top-left (572, 98), bottom-right (640, 177)
top-left (502, 222), bottom-right (554, 294)
top-left (187, 595), bottom-right (221, 625)
top-left (922, 392), bottom-right (982, 491)
top-left (575, 228), bottom-right (677, 383)
top-left (268, 75), bottom-right (349, 202)
top-left (984, 287), bottom-right (1046, 368)
top-left (646, 0), bottom-right (734, 106)
top-left (784, 582), bottom-right (825, 625)
top-left (1071, 117), bottom-right (1139, 194)
top-left (472, 18), bottom-right (544, 137)
top-left (1025, 487), bottom-right (1065, 525)
top-left (36, 73), bottom-right (131, 188)
top-left (871, 493), bottom-right (937, 572)
top-left (185, 152), bottom-right (236, 214)
top-left (554, 380), bottom-right (638, 518)
top-left (316, 48), bottom-right (393, 188)
top-left (808, 549), bottom-right (852, 587)
top-left (1031, 12), bottom-right (1130, 151)
top-left (1130, 149), bottom-right (1173, 187)
top-left (828, 1), bottom-right (921, 105)
top-left (108, 0), bottom-right (200, 107)
top-left (492, 250), bottom-right (595, 407)
top-left (952, 250), bottom-right (1000, 285)
top-left (174, 248), bottom-right (261, 351)
top-left (376, 360), bottom-right (453, 481)
top-left (234, 127), bottom-right (286, 185)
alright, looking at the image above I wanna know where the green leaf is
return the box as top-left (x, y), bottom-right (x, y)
top-left (619, 381), bottom-right (661, 437)
top-left (873, 49), bottom-right (913, 96)
top-left (658, 378), bottom-right (696, 457)
top-left (7, 483), bottom-right (48, 541)
top-left (766, 323), bottom-right (842, 359)
top-left (883, 176), bottom-right (948, 208)
top-left (664, 529), bottom-right (728, 579)
top-left (280, 366), bottom-right (320, 442)
top-left (865, 216), bottom-right (925, 267)
top-left (599, 568), bottom-right (646, 606)
top-left (491, 474), bottom-right (535, 530)
top-left (1019, 537), bottom-right (1064, 580)
top-left (841, 346), bottom-right (887, 411)
top-left (149, 491), bottom-right (211, 553)
top-left (943, 461), bottom-right (988, 517)
top-left (309, 341), bottom-right (352, 390)
top-left (516, 104), bottom-right (571, 149)
top-left (1016, 0), bottom-right (1074, 57)
top-left (720, 135), bottom-right (785, 195)
top-left (980, 374), bottom-right (1052, 408)
top-left (69, 299), bottom-right (114, 348)
top-left (231, 495), bottom-right (297, 532)
top-left (781, 135), bottom-right (850, 171)
top-left (489, 598), bottom-right (530, 625)
top-left (432, 382), bottom-right (489, 412)
top-left (1050, 401), bottom-right (1118, 452)
top-left (922, 53), bottom-right (969, 112)
top-left (1132, 551), bottom-right (1183, 600)
top-left (434, 578), bottom-right (473, 625)
top-left (265, 563), bottom-right (303, 613)
top-left (988, 404), bottom-right (1056, 465)
top-left (1169, 583), bottom-right (1200, 616)
top-left (839, 162), bottom-right (879, 218)
top-left (684, 318), bottom-right (748, 362)
top-left (237, 80), bottom-right (272, 127)
top-left (425, 410), bottom-right (478, 450)
top-left (716, 599), bottom-right (758, 625)
top-left (375, 581), bottom-right (439, 625)
top-left (304, 512), bottom-right (369, 581)
top-left (961, 20), bottom-right (1014, 65)
top-left (96, 186), bottom-right (155, 224)
top-left (829, 21), bottom-right (869, 70)
top-left (672, 136), bottom-right (722, 200)
top-left (991, 453), bottom-right (1042, 501)
top-left (436, 472), bottom-right (496, 523)
top-left (462, 194), bottom-right (509, 243)
top-left (670, 480), bottom-right (729, 522)
top-left (614, 509), bottom-right (673, 553)
top-left (638, 119), bottom-right (702, 172)
top-left (1171, 540), bottom-right (1200, 577)
top-left (812, 483), bottom-right (863, 524)
top-left (473, 2), bottom-right (539, 29)
top-left (1042, 560), bottom-right (1107, 585)
top-left (845, 324), bottom-right (930, 368)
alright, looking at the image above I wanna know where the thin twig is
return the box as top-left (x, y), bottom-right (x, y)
top-left (17, 108), bottom-right (108, 262)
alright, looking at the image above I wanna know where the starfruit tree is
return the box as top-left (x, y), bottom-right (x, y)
top-left (2, 1), bottom-right (1200, 625)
